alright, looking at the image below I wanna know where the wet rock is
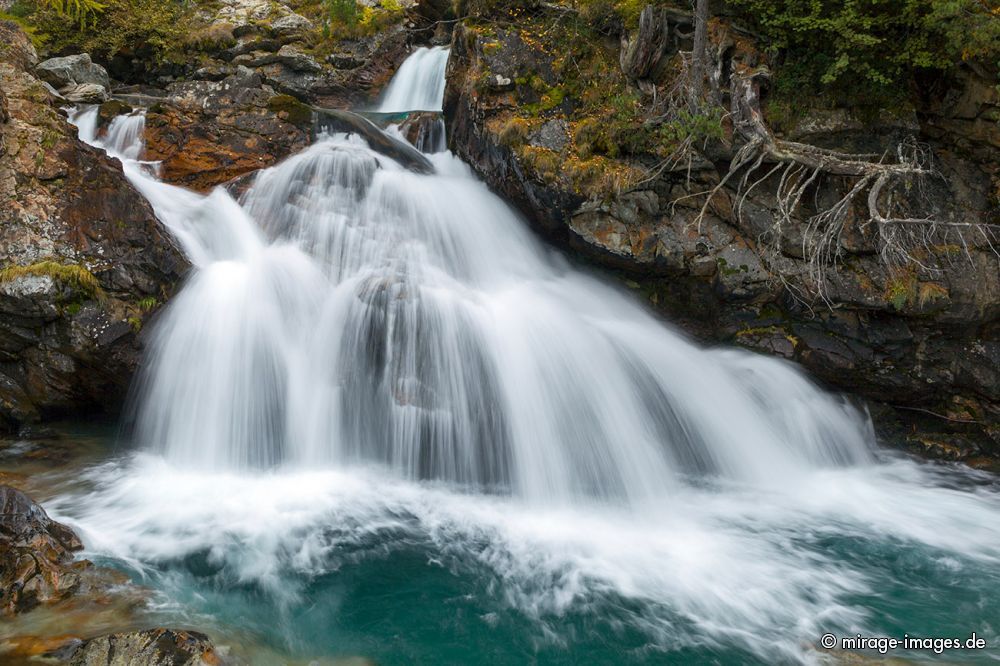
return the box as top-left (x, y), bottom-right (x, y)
top-left (68, 628), bottom-right (221, 666)
top-left (142, 68), bottom-right (310, 190)
top-left (0, 484), bottom-right (84, 614)
top-left (314, 108), bottom-right (435, 174)
top-left (398, 111), bottom-right (446, 153)
top-left (97, 100), bottom-right (134, 124)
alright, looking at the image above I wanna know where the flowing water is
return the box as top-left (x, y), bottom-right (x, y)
top-left (52, 50), bottom-right (1000, 664)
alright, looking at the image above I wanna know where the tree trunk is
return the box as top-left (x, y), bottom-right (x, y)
top-left (691, 0), bottom-right (710, 100)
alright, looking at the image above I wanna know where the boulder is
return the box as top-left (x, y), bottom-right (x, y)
top-left (271, 12), bottom-right (313, 38)
top-left (142, 67), bottom-right (311, 190)
top-left (35, 53), bottom-right (111, 92)
top-left (275, 45), bottom-right (323, 73)
top-left (0, 484), bottom-right (84, 615)
top-left (61, 83), bottom-right (110, 103)
top-left (68, 629), bottom-right (221, 666)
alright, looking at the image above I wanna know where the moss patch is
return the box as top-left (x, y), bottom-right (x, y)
top-left (267, 95), bottom-right (314, 128)
top-left (0, 261), bottom-right (104, 300)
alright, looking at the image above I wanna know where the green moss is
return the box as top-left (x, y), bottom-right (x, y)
top-left (497, 117), bottom-right (531, 147)
top-left (0, 260), bottom-right (105, 300)
top-left (735, 325), bottom-right (799, 348)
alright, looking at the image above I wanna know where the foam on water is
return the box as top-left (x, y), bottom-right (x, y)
top-left (62, 51), bottom-right (1000, 663)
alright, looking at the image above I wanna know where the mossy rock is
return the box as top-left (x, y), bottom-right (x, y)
top-left (267, 94), bottom-right (313, 128)
top-left (98, 99), bottom-right (133, 124)
top-left (0, 261), bottom-right (105, 300)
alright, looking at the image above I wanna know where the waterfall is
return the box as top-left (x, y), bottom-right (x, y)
top-left (70, 53), bottom-right (874, 505)
top-left (377, 46), bottom-right (450, 112)
top-left (59, 50), bottom-right (1000, 665)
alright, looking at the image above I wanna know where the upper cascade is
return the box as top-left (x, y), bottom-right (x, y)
top-left (377, 46), bottom-right (450, 113)
top-left (70, 50), bottom-right (875, 507)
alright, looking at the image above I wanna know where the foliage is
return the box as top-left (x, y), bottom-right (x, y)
top-left (28, 0), bottom-right (186, 64)
top-left (35, 0), bottom-right (104, 27)
top-left (0, 261), bottom-right (104, 300)
top-left (323, 0), bottom-right (405, 38)
top-left (326, 0), bottom-right (359, 26)
top-left (727, 0), bottom-right (1000, 100)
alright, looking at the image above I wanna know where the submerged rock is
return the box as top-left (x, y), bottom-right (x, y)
top-left (0, 484), bottom-right (84, 615)
top-left (68, 629), bottom-right (221, 666)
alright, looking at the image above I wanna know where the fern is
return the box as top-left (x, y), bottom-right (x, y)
top-left (38, 0), bottom-right (106, 28)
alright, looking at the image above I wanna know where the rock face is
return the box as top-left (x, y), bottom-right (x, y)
top-left (68, 629), bottom-right (221, 666)
top-left (445, 14), bottom-right (1000, 460)
top-left (0, 484), bottom-right (84, 615)
top-left (0, 20), bottom-right (186, 433)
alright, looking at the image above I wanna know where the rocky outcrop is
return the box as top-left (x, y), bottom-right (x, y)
top-left (445, 14), bottom-right (1000, 461)
top-left (176, 0), bottom-right (412, 108)
top-left (68, 628), bottom-right (221, 666)
top-left (0, 484), bottom-right (85, 614)
top-left (0, 20), bottom-right (186, 433)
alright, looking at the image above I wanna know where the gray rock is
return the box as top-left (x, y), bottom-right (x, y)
top-left (529, 119), bottom-right (568, 152)
top-left (275, 45), bottom-right (323, 73)
top-left (35, 53), bottom-right (110, 91)
top-left (271, 12), bottom-right (313, 37)
top-left (61, 82), bottom-right (110, 103)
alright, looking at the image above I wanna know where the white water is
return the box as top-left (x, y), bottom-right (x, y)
top-left (377, 46), bottom-right (450, 112)
top-left (62, 52), bottom-right (1000, 663)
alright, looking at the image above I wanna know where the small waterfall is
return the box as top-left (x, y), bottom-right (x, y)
top-left (377, 46), bottom-right (450, 113)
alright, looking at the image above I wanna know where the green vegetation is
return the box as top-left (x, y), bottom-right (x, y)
top-left (322, 0), bottom-right (405, 38)
top-left (20, 0), bottom-right (187, 65)
top-left (727, 0), bottom-right (1000, 110)
top-left (35, 0), bottom-right (104, 27)
top-left (0, 261), bottom-right (104, 300)
top-left (137, 296), bottom-right (158, 312)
